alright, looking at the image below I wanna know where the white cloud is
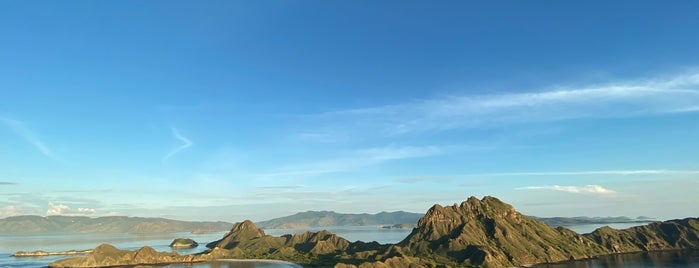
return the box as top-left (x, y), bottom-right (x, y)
top-left (481, 169), bottom-right (699, 176)
top-left (162, 127), bottom-right (193, 163)
top-left (46, 202), bottom-right (96, 216)
top-left (0, 116), bottom-right (55, 158)
top-left (310, 72), bottom-right (699, 136)
top-left (518, 185), bottom-right (617, 195)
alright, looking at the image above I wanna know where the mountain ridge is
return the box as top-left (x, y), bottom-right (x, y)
top-left (48, 196), bottom-right (699, 267)
top-left (0, 215), bottom-right (232, 233)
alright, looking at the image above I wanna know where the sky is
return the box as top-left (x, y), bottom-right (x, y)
top-left (1, 1), bottom-right (699, 222)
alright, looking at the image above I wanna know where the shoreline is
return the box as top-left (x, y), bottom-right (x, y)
top-left (215, 259), bottom-right (303, 268)
top-left (11, 249), bottom-right (93, 257)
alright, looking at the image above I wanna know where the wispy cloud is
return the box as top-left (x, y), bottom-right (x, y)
top-left (0, 181), bottom-right (16, 185)
top-left (480, 169), bottom-right (699, 176)
top-left (162, 127), bottom-right (193, 163)
top-left (398, 177), bottom-right (452, 184)
top-left (308, 72), bottom-right (699, 136)
top-left (0, 116), bottom-right (55, 158)
top-left (517, 185), bottom-right (617, 195)
top-left (258, 145), bottom-right (448, 178)
top-left (254, 185), bottom-right (306, 190)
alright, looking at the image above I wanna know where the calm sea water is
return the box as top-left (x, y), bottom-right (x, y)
top-left (537, 250), bottom-right (699, 268)
top-left (2, 224), bottom-right (698, 268)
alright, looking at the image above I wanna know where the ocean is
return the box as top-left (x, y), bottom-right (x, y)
top-left (2, 224), bottom-right (698, 268)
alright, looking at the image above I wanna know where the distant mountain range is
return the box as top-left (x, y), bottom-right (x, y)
top-left (256, 210), bottom-right (655, 229)
top-left (0, 212), bottom-right (657, 234)
top-left (534, 216), bottom-right (656, 227)
top-left (0, 215), bottom-right (232, 233)
top-left (256, 210), bottom-right (424, 228)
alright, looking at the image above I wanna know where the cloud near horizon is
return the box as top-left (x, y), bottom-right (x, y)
top-left (46, 202), bottom-right (97, 216)
top-left (517, 185), bottom-right (617, 195)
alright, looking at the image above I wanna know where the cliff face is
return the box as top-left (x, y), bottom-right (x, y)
top-left (49, 196), bottom-right (699, 268)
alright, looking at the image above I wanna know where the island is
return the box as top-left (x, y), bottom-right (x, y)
top-left (169, 238), bottom-right (199, 249)
top-left (48, 196), bottom-right (699, 267)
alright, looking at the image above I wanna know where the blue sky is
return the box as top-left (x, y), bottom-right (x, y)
top-left (1, 1), bottom-right (699, 222)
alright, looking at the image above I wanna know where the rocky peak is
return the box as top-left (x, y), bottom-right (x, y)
top-left (92, 243), bottom-right (121, 254)
top-left (207, 220), bottom-right (267, 249)
top-left (229, 220), bottom-right (266, 238)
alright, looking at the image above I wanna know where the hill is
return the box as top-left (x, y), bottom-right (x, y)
top-left (256, 210), bottom-right (423, 228)
top-left (49, 196), bottom-right (699, 268)
top-left (0, 215), bottom-right (232, 233)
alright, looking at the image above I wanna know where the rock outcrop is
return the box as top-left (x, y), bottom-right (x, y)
top-left (49, 196), bottom-right (699, 268)
top-left (49, 244), bottom-right (196, 267)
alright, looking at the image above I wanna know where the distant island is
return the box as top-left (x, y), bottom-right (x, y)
top-left (0, 215), bottom-right (232, 234)
top-left (534, 215), bottom-right (656, 227)
top-left (48, 196), bottom-right (699, 268)
top-left (256, 210), bottom-right (423, 229)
